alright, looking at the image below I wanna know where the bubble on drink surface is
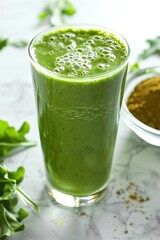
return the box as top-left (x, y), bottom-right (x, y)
top-left (53, 68), bottom-right (60, 73)
top-left (76, 48), bottom-right (84, 53)
top-left (73, 63), bottom-right (81, 70)
top-left (59, 66), bottom-right (65, 71)
top-left (98, 63), bottom-right (104, 69)
top-left (82, 63), bottom-right (91, 69)
top-left (50, 36), bottom-right (56, 41)
top-left (103, 48), bottom-right (111, 53)
top-left (94, 36), bottom-right (103, 41)
top-left (105, 63), bottom-right (110, 68)
top-left (54, 47), bottom-right (93, 74)
top-left (97, 63), bottom-right (109, 70)
top-left (94, 36), bottom-right (102, 39)
top-left (59, 34), bottom-right (65, 39)
top-left (58, 42), bottom-right (64, 48)
top-left (65, 41), bottom-right (76, 51)
top-left (112, 41), bottom-right (123, 50)
top-left (105, 37), bottom-right (111, 41)
top-left (122, 47), bottom-right (127, 53)
top-left (109, 53), bottom-right (116, 59)
top-left (49, 32), bottom-right (127, 76)
top-left (66, 46), bottom-right (73, 51)
top-left (106, 39), bottom-right (114, 44)
top-left (59, 33), bottom-right (76, 41)
top-left (82, 70), bottom-right (88, 75)
top-left (87, 39), bottom-right (95, 45)
top-left (66, 33), bottom-right (75, 38)
top-left (109, 46), bottom-right (115, 50)
top-left (49, 51), bottom-right (54, 55)
top-left (100, 53), bottom-right (105, 57)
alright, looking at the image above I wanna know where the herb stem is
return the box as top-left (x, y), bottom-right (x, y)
top-left (0, 141), bottom-right (37, 147)
top-left (49, 0), bottom-right (64, 26)
top-left (16, 187), bottom-right (40, 212)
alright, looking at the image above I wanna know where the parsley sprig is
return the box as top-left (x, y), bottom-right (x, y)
top-left (38, 0), bottom-right (76, 26)
top-left (130, 36), bottom-right (160, 72)
top-left (0, 165), bottom-right (39, 239)
top-left (0, 120), bottom-right (36, 160)
top-left (0, 37), bottom-right (27, 51)
top-left (138, 36), bottom-right (160, 60)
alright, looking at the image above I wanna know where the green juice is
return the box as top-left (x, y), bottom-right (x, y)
top-left (29, 26), bottom-right (129, 199)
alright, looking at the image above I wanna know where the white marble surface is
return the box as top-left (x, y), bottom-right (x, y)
top-left (1, 0), bottom-right (160, 239)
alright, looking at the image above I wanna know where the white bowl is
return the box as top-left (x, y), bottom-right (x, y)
top-left (121, 66), bottom-right (160, 146)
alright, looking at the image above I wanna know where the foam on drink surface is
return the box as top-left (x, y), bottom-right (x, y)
top-left (33, 28), bottom-right (127, 78)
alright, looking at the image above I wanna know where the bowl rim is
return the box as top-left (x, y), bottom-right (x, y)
top-left (122, 65), bottom-right (160, 136)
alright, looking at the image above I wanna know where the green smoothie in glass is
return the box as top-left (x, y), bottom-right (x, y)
top-left (29, 25), bottom-right (129, 207)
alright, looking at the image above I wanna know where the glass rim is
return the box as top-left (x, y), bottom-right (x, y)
top-left (28, 24), bottom-right (130, 82)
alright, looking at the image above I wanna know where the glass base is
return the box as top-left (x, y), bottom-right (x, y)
top-left (48, 185), bottom-right (108, 207)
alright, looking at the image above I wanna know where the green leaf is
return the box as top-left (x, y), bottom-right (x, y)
top-left (17, 208), bottom-right (28, 221)
top-left (0, 166), bottom-right (18, 201)
top-left (38, 10), bottom-right (50, 19)
top-left (0, 180), bottom-right (16, 202)
top-left (138, 36), bottom-right (160, 60)
top-left (0, 38), bottom-right (8, 50)
top-left (129, 62), bottom-right (140, 73)
top-left (0, 204), bottom-right (27, 239)
top-left (18, 122), bottom-right (30, 139)
top-left (62, 0), bottom-right (76, 16)
top-left (0, 166), bottom-right (7, 178)
top-left (0, 121), bottom-right (9, 140)
top-left (0, 120), bottom-right (36, 159)
top-left (0, 165), bottom-right (39, 239)
top-left (8, 167), bottom-right (25, 184)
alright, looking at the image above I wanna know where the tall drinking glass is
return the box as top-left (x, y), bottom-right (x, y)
top-left (28, 25), bottom-right (130, 207)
